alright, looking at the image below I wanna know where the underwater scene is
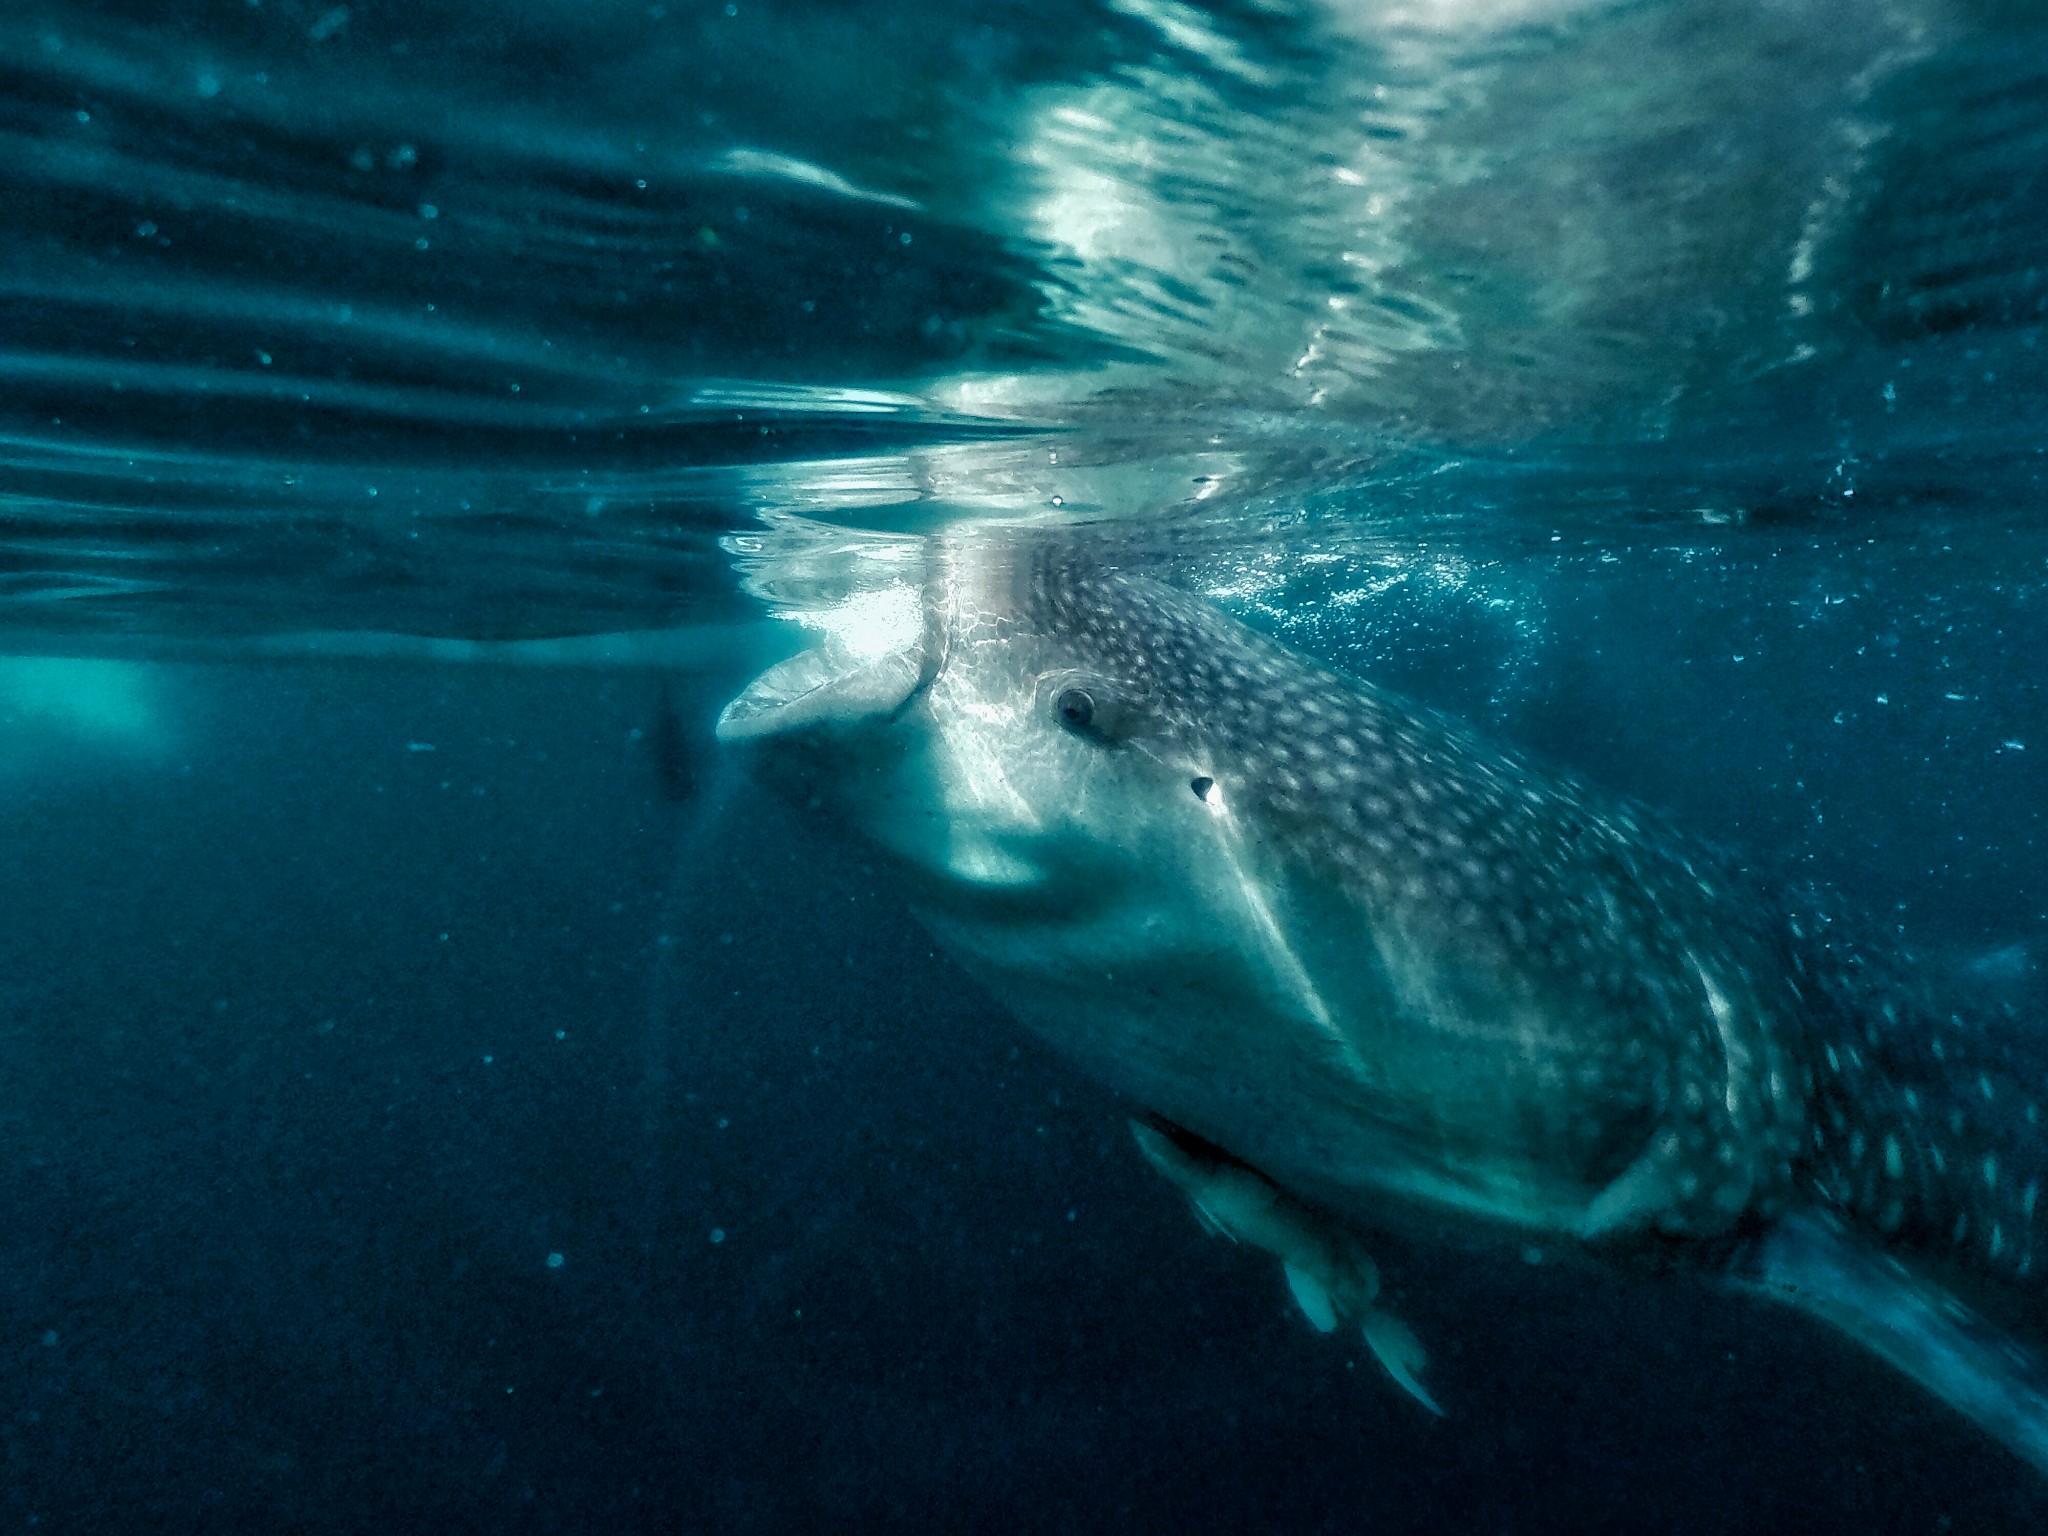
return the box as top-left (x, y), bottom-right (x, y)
top-left (5, 0), bottom-right (2048, 1529)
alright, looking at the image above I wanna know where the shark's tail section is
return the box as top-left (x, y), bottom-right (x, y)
top-left (1784, 897), bottom-right (2048, 1289)
top-left (1735, 1209), bottom-right (2048, 1477)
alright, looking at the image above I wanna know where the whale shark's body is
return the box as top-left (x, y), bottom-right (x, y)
top-left (719, 520), bottom-right (2048, 1471)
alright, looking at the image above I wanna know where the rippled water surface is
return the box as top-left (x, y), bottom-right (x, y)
top-left (5, 1), bottom-right (2048, 1530)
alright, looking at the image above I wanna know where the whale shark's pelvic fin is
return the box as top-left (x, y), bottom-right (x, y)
top-left (1736, 1209), bottom-right (2048, 1476)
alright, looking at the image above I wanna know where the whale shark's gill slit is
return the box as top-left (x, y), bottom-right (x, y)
top-left (1197, 786), bottom-right (1361, 1075)
top-left (1685, 953), bottom-right (1749, 1123)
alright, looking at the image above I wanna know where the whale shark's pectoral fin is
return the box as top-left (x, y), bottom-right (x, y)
top-left (1132, 1116), bottom-right (1447, 1415)
top-left (1362, 1307), bottom-right (1446, 1417)
top-left (1285, 1248), bottom-right (1446, 1415)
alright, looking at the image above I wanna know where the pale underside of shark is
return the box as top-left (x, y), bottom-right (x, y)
top-left (716, 518), bottom-right (2048, 1475)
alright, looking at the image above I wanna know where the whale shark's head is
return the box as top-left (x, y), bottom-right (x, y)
top-left (719, 517), bottom-right (1807, 1244)
top-left (718, 524), bottom-right (1241, 898)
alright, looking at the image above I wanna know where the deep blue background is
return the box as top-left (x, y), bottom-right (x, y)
top-left (0, 659), bottom-right (2038, 1532)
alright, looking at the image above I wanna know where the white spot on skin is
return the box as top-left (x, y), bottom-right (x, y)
top-left (1984, 1155), bottom-right (1999, 1191)
top-left (1884, 1135), bottom-right (1903, 1180)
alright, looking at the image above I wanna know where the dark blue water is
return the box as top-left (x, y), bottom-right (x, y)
top-left (5, 1), bottom-right (2048, 1529)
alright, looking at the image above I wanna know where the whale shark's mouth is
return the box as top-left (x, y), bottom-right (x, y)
top-left (715, 514), bottom-right (955, 744)
top-left (714, 634), bottom-right (925, 742)
top-left (715, 560), bottom-right (930, 743)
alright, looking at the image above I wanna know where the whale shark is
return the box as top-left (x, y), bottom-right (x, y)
top-left (717, 516), bottom-right (2048, 1473)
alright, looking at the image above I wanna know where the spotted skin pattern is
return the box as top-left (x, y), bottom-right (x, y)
top-left (1794, 921), bottom-right (2048, 1287)
top-left (997, 542), bottom-right (2048, 1284)
top-left (1005, 548), bottom-right (1813, 1241)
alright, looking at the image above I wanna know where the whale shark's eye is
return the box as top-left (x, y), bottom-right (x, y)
top-left (1047, 674), bottom-right (1130, 742)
